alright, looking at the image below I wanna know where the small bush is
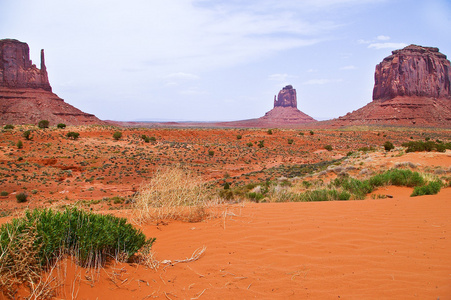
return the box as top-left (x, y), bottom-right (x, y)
top-left (38, 120), bottom-right (49, 129)
top-left (66, 131), bottom-right (80, 140)
top-left (383, 141), bottom-right (394, 151)
top-left (208, 150), bottom-right (215, 156)
top-left (298, 189), bottom-right (350, 202)
top-left (309, 130), bottom-right (314, 135)
top-left (16, 140), bottom-right (23, 149)
top-left (247, 192), bottom-right (264, 202)
top-left (113, 131), bottom-right (123, 140)
top-left (324, 145), bottom-right (333, 151)
top-left (287, 139), bottom-right (294, 145)
top-left (0, 208), bottom-right (154, 269)
top-left (57, 123), bottom-right (66, 129)
top-left (23, 130), bottom-right (32, 140)
top-left (236, 135), bottom-right (242, 140)
top-left (411, 181), bottom-right (442, 197)
top-left (246, 142), bottom-right (253, 147)
top-left (258, 140), bottom-right (264, 148)
top-left (402, 140), bottom-right (447, 153)
top-left (149, 136), bottom-right (156, 142)
top-left (3, 124), bottom-right (14, 130)
top-left (299, 132), bottom-right (304, 136)
top-left (0, 191), bottom-right (8, 196)
top-left (16, 193), bottom-right (28, 203)
top-left (141, 135), bottom-right (150, 143)
top-left (267, 129), bottom-right (273, 135)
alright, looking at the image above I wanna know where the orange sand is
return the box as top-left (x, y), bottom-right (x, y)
top-left (47, 188), bottom-right (451, 299)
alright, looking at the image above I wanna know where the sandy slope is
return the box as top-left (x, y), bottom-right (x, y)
top-left (42, 188), bottom-right (451, 300)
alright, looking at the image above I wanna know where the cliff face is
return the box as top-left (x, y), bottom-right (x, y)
top-left (0, 39), bottom-right (103, 126)
top-left (0, 39), bottom-right (52, 91)
top-left (373, 44), bottom-right (451, 101)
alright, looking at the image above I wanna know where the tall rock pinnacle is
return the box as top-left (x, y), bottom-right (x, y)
top-left (0, 39), bottom-right (52, 91)
top-left (0, 38), bottom-right (103, 126)
top-left (274, 85), bottom-right (297, 108)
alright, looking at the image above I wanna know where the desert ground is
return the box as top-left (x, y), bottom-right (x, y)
top-left (1, 125), bottom-right (451, 299)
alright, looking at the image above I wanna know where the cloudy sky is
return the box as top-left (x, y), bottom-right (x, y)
top-left (3, 0), bottom-right (451, 121)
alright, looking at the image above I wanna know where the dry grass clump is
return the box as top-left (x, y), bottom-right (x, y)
top-left (134, 166), bottom-right (212, 223)
top-left (0, 223), bottom-right (57, 299)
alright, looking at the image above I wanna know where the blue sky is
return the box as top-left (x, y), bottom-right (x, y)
top-left (2, 0), bottom-right (451, 121)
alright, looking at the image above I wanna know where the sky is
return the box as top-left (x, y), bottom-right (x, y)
top-left (2, 0), bottom-right (451, 121)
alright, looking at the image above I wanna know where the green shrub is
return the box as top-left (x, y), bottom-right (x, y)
top-left (57, 123), bottom-right (66, 129)
top-left (0, 208), bottom-right (154, 267)
top-left (66, 132), bottom-right (80, 140)
top-left (257, 140), bottom-right (264, 148)
top-left (149, 136), bottom-right (156, 142)
top-left (16, 193), bottom-right (28, 203)
top-left (208, 150), bottom-right (215, 156)
top-left (411, 181), bottom-right (442, 197)
top-left (309, 130), bottom-right (314, 135)
top-left (3, 124), bottom-right (14, 130)
top-left (247, 192), bottom-right (264, 202)
top-left (267, 129), bottom-right (273, 135)
top-left (38, 120), bottom-right (49, 129)
top-left (113, 131), bottom-right (123, 140)
top-left (298, 189), bottom-right (350, 202)
top-left (0, 191), bottom-right (8, 196)
top-left (246, 142), bottom-right (253, 147)
top-left (324, 145), bottom-right (333, 151)
top-left (369, 169), bottom-right (424, 188)
top-left (23, 130), bottom-right (32, 140)
top-left (287, 139), bottom-right (294, 145)
top-left (402, 140), bottom-right (446, 153)
top-left (333, 177), bottom-right (373, 199)
top-left (383, 141), bottom-right (394, 151)
top-left (16, 140), bottom-right (23, 149)
top-left (299, 132), bottom-right (305, 136)
top-left (237, 135), bottom-right (242, 140)
top-left (141, 135), bottom-right (150, 143)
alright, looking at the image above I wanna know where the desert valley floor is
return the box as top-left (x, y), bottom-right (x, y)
top-left (0, 125), bottom-right (450, 299)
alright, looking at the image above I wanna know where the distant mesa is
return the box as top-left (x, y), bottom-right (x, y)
top-left (258, 85), bottom-right (315, 125)
top-left (0, 39), bottom-right (103, 126)
top-left (333, 44), bottom-right (451, 127)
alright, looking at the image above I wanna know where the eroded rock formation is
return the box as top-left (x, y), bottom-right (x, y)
top-left (373, 45), bottom-right (451, 101)
top-left (0, 39), bottom-right (103, 126)
top-left (0, 39), bottom-right (52, 91)
top-left (274, 85), bottom-right (297, 108)
top-left (332, 45), bottom-right (451, 127)
top-left (259, 85), bottom-right (315, 126)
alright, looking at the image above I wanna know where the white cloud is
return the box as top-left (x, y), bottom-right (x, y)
top-left (376, 35), bottom-right (390, 40)
top-left (340, 65), bottom-right (357, 70)
top-left (368, 42), bottom-right (408, 49)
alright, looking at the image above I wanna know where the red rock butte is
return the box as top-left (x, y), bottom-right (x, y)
top-left (0, 39), bottom-right (103, 126)
top-left (333, 44), bottom-right (451, 127)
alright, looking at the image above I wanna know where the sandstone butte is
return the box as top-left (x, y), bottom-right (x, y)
top-left (214, 85), bottom-right (316, 128)
top-left (0, 39), bottom-right (102, 126)
top-left (331, 44), bottom-right (451, 127)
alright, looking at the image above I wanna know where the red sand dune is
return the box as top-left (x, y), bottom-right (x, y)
top-left (44, 188), bottom-right (451, 299)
